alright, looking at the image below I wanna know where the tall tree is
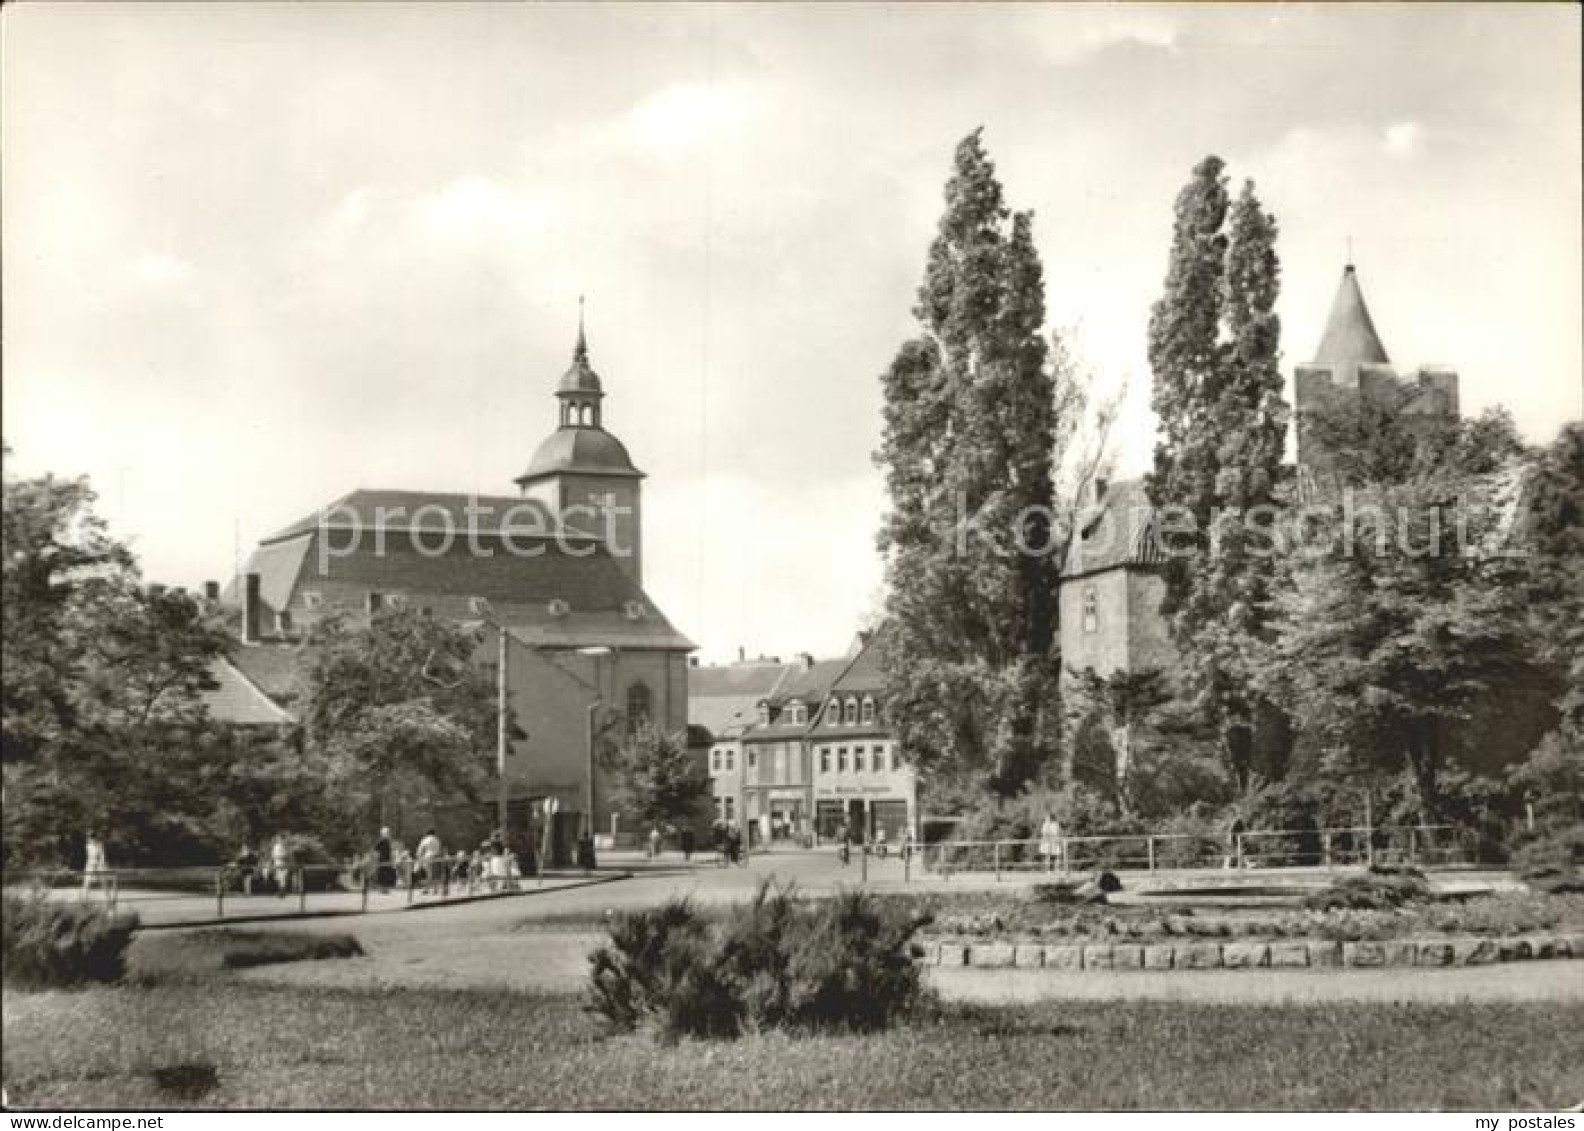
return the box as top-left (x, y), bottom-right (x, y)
top-left (603, 722), bottom-right (710, 832)
top-left (876, 129), bottom-right (1060, 798)
top-left (1145, 163), bottom-right (1289, 791)
top-left (1259, 409), bottom-right (1540, 821)
top-left (300, 608), bottom-right (501, 846)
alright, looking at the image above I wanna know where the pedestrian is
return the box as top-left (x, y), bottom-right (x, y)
top-left (373, 827), bottom-right (394, 893)
top-left (270, 834), bottom-right (292, 898)
top-left (648, 826), bottom-right (660, 860)
top-left (875, 825), bottom-right (889, 859)
top-left (81, 830), bottom-right (108, 901)
top-left (1039, 812), bottom-right (1063, 873)
top-left (416, 828), bottom-right (442, 894)
top-left (235, 842), bottom-right (258, 896)
top-left (901, 823), bottom-right (915, 863)
top-left (680, 826), bottom-right (695, 863)
top-left (839, 823), bottom-right (852, 867)
top-left (726, 824), bottom-right (743, 867)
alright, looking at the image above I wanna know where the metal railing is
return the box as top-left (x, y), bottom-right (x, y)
top-left (910, 823), bottom-right (1474, 881)
top-left (2, 850), bottom-right (551, 922)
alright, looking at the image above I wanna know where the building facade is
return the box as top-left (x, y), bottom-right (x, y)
top-left (224, 319), bottom-right (694, 856)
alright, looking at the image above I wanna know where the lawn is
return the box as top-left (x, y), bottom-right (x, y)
top-left (4, 982), bottom-right (1579, 1110)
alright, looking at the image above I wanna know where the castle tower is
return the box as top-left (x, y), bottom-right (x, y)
top-left (515, 307), bottom-right (646, 583)
top-left (1294, 263), bottom-right (1459, 472)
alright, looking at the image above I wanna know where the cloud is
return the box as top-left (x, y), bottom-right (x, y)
top-left (1017, 9), bottom-right (1179, 65)
top-left (1383, 121), bottom-right (1426, 160)
top-left (414, 176), bottom-right (560, 244)
top-left (606, 81), bottom-right (759, 155)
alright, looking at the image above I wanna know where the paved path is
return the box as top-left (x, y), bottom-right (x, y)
top-left (201, 853), bottom-right (1575, 1005)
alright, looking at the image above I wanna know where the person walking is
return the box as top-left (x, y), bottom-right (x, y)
top-left (839, 823), bottom-right (852, 868)
top-left (680, 826), bottom-right (695, 863)
top-left (647, 826), bottom-right (661, 860)
top-left (269, 835), bottom-right (292, 898)
top-left (416, 828), bottom-right (442, 895)
top-left (373, 827), bottom-right (394, 893)
top-left (81, 831), bottom-right (108, 901)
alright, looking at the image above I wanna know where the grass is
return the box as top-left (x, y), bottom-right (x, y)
top-left (3, 981), bottom-right (1579, 1110)
top-left (124, 928), bottom-right (363, 983)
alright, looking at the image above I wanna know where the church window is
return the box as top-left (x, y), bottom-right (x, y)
top-left (1083, 586), bottom-right (1099, 634)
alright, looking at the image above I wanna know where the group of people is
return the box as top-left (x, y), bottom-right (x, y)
top-left (374, 826), bottom-right (528, 895)
top-left (231, 835), bottom-right (298, 897)
top-left (645, 825), bottom-right (698, 862)
top-left (710, 820), bottom-right (746, 866)
top-left (837, 822), bottom-right (914, 865)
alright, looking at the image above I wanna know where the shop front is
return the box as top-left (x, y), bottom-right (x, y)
top-left (813, 783), bottom-right (913, 845)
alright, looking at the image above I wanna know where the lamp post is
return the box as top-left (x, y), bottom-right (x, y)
top-left (578, 646), bottom-right (615, 868)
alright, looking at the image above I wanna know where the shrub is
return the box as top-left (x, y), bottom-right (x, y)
top-left (2, 891), bottom-right (139, 988)
top-left (586, 883), bottom-right (930, 1041)
top-left (1300, 866), bottom-right (1432, 912)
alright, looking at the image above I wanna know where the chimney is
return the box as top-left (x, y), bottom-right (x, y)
top-left (242, 573), bottom-right (262, 644)
top-left (799, 652), bottom-right (814, 671)
top-left (737, 646), bottom-right (745, 663)
top-left (203, 580), bottom-right (220, 603)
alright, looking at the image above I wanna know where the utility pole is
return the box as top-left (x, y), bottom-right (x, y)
top-left (497, 624), bottom-right (509, 836)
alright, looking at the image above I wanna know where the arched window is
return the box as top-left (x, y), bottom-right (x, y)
top-left (626, 682), bottom-right (652, 726)
top-left (843, 698), bottom-right (858, 725)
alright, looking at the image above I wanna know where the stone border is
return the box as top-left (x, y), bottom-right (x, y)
top-left (919, 932), bottom-right (1584, 972)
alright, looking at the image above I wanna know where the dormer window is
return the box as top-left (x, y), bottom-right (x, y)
top-left (548, 598), bottom-right (571, 617)
top-left (860, 697), bottom-right (876, 725)
top-left (757, 703), bottom-right (770, 726)
top-left (843, 698), bottom-right (858, 725)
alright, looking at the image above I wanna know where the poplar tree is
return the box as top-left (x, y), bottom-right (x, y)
top-left (877, 130), bottom-right (1059, 797)
top-left (1146, 161), bottom-right (1289, 791)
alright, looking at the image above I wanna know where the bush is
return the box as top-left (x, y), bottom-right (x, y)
top-left (1301, 865), bottom-right (1432, 912)
top-left (2, 891), bottom-right (139, 988)
top-left (587, 883), bottom-right (930, 1041)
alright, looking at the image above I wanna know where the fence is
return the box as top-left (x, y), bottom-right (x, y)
top-left (3, 851), bottom-right (551, 922)
top-left (914, 823), bottom-right (1475, 881)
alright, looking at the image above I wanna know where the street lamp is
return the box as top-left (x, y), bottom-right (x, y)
top-left (578, 646), bottom-right (615, 861)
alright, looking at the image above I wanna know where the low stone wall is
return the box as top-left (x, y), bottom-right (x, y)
top-left (919, 932), bottom-right (1584, 972)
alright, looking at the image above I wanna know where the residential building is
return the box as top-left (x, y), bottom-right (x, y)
top-left (687, 654), bottom-right (802, 832)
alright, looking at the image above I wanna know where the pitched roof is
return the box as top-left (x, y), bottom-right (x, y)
top-left (688, 661), bottom-right (800, 738)
top-left (259, 489), bottom-right (590, 546)
top-left (740, 658), bottom-right (849, 742)
top-left (230, 496), bottom-right (694, 651)
top-left (199, 657), bottom-right (296, 726)
top-left (1314, 264), bottom-right (1391, 366)
top-left (229, 642), bottom-right (310, 703)
top-left (1061, 478), bottom-right (1168, 579)
top-left (829, 623), bottom-right (891, 694)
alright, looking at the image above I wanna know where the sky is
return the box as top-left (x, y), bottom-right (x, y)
top-left (4, 2), bottom-right (1580, 664)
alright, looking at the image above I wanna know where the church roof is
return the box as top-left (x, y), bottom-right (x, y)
top-left (259, 489), bottom-right (590, 546)
top-left (517, 427), bottom-right (643, 483)
top-left (558, 311), bottom-right (604, 395)
top-left (1314, 264), bottom-right (1391, 366)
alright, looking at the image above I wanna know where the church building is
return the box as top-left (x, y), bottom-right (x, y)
top-left (225, 316), bottom-right (694, 857)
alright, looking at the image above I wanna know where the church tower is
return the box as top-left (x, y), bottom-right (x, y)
top-left (1293, 263), bottom-right (1459, 473)
top-left (515, 308), bottom-right (645, 584)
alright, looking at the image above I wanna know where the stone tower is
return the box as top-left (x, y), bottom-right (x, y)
top-left (515, 309), bottom-right (646, 584)
top-left (1293, 263), bottom-right (1460, 473)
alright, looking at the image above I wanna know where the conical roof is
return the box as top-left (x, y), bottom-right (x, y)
top-left (1314, 264), bottom-right (1390, 365)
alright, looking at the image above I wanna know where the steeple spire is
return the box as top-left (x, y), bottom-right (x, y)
top-left (574, 295), bottom-right (588, 363)
top-left (1314, 263), bottom-right (1390, 365)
